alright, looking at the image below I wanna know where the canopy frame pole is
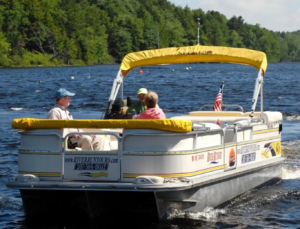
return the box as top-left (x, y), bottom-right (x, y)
top-left (249, 69), bottom-right (264, 120)
top-left (108, 70), bottom-right (123, 102)
top-left (121, 79), bottom-right (123, 101)
top-left (261, 80), bottom-right (263, 117)
top-left (197, 18), bottom-right (200, 45)
top-left (104, 70), bottom-right (123, 118)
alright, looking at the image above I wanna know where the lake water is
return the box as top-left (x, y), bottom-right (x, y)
top-left (1, 63), bottom-right (300, 228)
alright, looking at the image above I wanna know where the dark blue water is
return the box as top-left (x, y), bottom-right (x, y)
top-left (1, 63), bottom-right (300, 228)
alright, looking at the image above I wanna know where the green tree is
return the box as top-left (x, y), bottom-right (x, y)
top-left (0, 31), bottom-right (11, 67)
top-left (227, 30), bottom-right (244, 47)
top-left (3, 0), bottom-right (29, 55)
top-left (1, 0), bottom-right (300, 67)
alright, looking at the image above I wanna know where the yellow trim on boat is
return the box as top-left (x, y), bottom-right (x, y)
top-left (123, 136), bottom-right (281, 156)
top-left (11, 118), bottom-right (192, 133)
top-left (123, 165), bottom-right (226, 178)
top-left (237, 137), bottom-right (280, 146)
top-left (120, 45), bottom-right (267, 77)
top-left (253, 128), bottom-right (279, 134)
top-left (19, 150), bottom-right (61, 155)
top-left (18, 171), bottom-right (61, 177)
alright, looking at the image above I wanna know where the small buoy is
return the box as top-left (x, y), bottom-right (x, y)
top-left (71, 76), bottom-right (75, 79)
top-left (139, 70), bottom-right (143, 74)
top-left (172, 69), bottom-right (175, 72)
top-left (189, 67), bottom-right (192, 69)
top-left (186, 67), bottom-right (189, 70)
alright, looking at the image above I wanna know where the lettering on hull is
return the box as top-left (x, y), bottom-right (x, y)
top-left (192, 154), bottom-right (204, 161)
top-left (241, 152), bottom-right (256, 164)
top-left (237, 144), bottom-right (260, 155)
top-left (65, 156), bottom-right (118, 171)
top-left (207, 151), bottom-right (222, 164)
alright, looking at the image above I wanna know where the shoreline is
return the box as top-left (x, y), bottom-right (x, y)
top-left (0, 63), bottom-right (119, 70)
top-left (0, 61), bottom-right (298, 70)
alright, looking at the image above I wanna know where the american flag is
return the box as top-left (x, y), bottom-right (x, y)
top-left (213, 82), bottom-right (225, 111)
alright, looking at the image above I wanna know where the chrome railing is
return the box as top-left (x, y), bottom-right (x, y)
top-left (19, 124), bottom-right (254, 181)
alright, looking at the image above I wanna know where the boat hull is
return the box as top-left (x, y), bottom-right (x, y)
top-left (20, 189), bottom-right (158, 223)
top-left (17, 159), bottom-right (283, 221)
top-left (156, 160), bottom-right (282, 218)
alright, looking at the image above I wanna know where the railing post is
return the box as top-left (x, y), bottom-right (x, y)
top-left (193, 133), bottom-right (197, 150)
top-left (61, 136), bottom-right (65, 181)
top-left (119, 137), bottom-right (123, 182)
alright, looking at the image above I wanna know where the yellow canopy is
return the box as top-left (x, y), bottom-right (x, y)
top-left (120, 45), bottom-right (267, 77)
top-left (12, 118), bottom-right (192, 133)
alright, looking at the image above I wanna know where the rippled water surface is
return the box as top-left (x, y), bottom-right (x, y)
top-left (1, 63), bottom-right (300, 228)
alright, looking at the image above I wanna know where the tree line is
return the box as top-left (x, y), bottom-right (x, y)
top-left (0, 0), bottom-right (300, 67)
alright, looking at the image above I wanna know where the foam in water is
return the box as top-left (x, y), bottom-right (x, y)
top-left (282, 165), bottom-right (300, 179)
top-left (282, 140), bottom-right (300, 164)
top-left (166, 206), bottom-right (226, 221)
top-left (280, 140), bottom-right (300, 179)
top-left (285, 115), bottom-right (300, 120)
top-left (185, 207), bottom-right (226, 220)
top-left (10, 108), bottom-right (26, 111)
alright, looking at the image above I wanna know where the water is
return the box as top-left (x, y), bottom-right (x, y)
top-left (1, 63), bottom-right (300, 228)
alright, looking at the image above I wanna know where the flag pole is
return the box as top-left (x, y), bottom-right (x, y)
top-left (221, 81), bottom-right (225, 110)
top-left (213, 82), bottom-right (225, 112)
top-left (197, 18), bottom-right (200, 45)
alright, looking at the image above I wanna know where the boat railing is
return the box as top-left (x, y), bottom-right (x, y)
top-left (199, 104), bottom-right (244, 112)
top-left (62, 132), bottom-right (122, 181)
top-left (19, 131), bottom-right (62, 151)
top-left (60, 128), bottom-right (226, 181)
top-left (122, 129), bottom-right (221, 150)
top-left (19, 124), bottom-right (248, 181)
top-left (223, 124), bottom-right (238, 172)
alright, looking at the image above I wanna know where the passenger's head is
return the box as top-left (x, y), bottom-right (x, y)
top-left (55, 88), bottom-right (75, 107)
top-left (137, 88), bottom-right (147, 101)
top-left (144, 90), bottom-right (158, 108)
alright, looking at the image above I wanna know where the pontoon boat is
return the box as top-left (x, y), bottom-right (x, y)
top-left (6, 45), bottom-right (283, 221)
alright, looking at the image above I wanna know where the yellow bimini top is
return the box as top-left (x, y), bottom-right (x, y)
top-left (120, 45), bottom-right (267, 77)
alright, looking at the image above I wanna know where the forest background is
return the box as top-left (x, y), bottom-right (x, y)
top-left (0, 0), bottom-right (300, 67)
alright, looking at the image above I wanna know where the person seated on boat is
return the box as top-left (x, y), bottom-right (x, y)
top-left (126, 88), bottom-right (148, 114)
top-left (47, 88), bottom-right (104, 151)
top-left (126, 88), bottom-right (160, 115)
top-left (135, 91), bottom-right (166, 119)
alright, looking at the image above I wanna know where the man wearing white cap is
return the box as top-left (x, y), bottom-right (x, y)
top-left (47, 88), bottom-right (103, 151)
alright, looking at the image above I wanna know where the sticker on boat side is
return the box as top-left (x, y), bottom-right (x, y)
top-left (237, 144), bottom-right (260, 155)
top-left (229, 148), bottom-right (236, 167)
top-left (192, 154), bottom-right (204, 161)
top-left (207, 151), bottom-right (222, 164)
top-left (241, 152), bottom-right (256, 164)
top-left (261, 141), bottom-right (281, 158)
top-left (64, 156), bottom-right (118, 171)
top-left (78, 171), bottom-right (108, 178)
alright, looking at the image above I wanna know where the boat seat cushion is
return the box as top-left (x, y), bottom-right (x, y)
top-left (171, 115), bottom-right (247, 127)
top-left (262, 111), bottom-right (282, 123)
